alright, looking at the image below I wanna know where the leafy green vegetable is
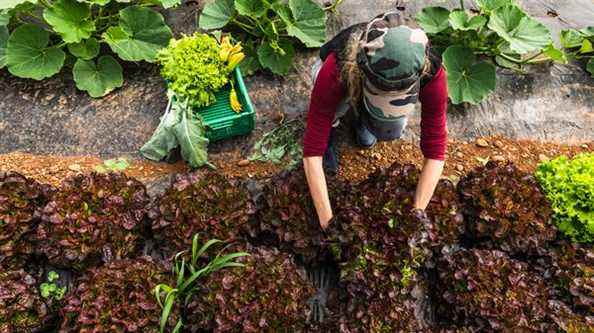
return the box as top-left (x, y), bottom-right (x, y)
top-left (416, 6), bottom-right (451, 34)
top-left (157, 33), bottom-right (231, 107)
top-left (173, 102), bottom-right (211, 169)
top-left (487, 5), bottom-right (551, 54)
top-left (442, 45), bottom-right (496, 105)
top-left (140, 94), bottom-right (180, 162)
top-left (43, 0), bottom-right (95, 44)
top-left (536, 153), bottom-right (594, 243)
top-left (198, 0), bottom-right (327, 75)
top-left (103, 6), bottom-right (172, 62)
top-left (141, 96), bottom-right (212, 169)
top-left (67, 37), bottom-right (100, 60)
top-left (72, 55), bottom-right (123, 98)
top-left (6, 24), bottom-right (65, 80)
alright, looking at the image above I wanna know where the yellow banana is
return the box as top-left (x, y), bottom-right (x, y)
top-left (230, 87), bottom-right (242, 113)
top-left (227, 52), bottom-right (245, 71)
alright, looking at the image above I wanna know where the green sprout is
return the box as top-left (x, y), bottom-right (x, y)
top-left (40, 271), bottom-right (66, 300)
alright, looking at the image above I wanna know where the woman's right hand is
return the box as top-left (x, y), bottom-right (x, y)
top-left (303, 156), bottom-right (334, 231)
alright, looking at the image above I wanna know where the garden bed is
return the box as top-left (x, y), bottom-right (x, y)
top-left (1, 151), bottom-right (593, 332)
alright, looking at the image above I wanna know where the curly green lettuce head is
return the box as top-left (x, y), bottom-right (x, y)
top-left (536, 153), bottom-right (594, 243)
top-left (157, 33), bottom-right (231, 107)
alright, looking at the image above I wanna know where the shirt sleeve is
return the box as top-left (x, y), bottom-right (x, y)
top-left (418, 66), bottom-right (448, 161)
top-left (303, 52), bottom-right (345, 157)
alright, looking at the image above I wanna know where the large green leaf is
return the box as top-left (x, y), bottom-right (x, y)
top-left (198, 0), bottom-right (235, 30)
top-left (543, 43), bottom-right (567, 64)
top-left (0, 10), bottom-right (10, 26)
top-left (449, 10), bottom-right (486, 31)
top-left (581, 27), bottom-right (594, 38)
top-left (488, 5), bottom-right (551, 54)
top-left (140, 93), bottom-right (181, 162)
top-left (234, 0), bottom-right (267, 18)
top-left (0, 26), bottom-right (7, 68)
top-left (587, 58), bottom-right (594, 78)
top-left (279, 0), bottom-right (326, 48)
top-left (73, 55), bottom-right (123, 97)
top-left (560, 29), bottom-right (584, 49)
top-left (173, 104), bottom-right (210, 168)
top-left (0, 0), bottom-right (32, 10)
top-left (443, 45), bottom-right (496, 105)
top-left (415, 7), bottom-right (450, 34)
top-left (103, 6), bottom-right (172, 62)
top-left (6, 24), bottom-right (65, 80)
top-left (474, 0), bottom-right (513, 13)
top-left (43, 0), bottom-right (94, 43)
top-left (67, 37), bottom-right (100, 60)
top-left (257, 39), bottom-right (294, 75)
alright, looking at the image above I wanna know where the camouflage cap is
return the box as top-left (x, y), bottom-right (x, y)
top-left (357, 12), bottom-right (429, 120)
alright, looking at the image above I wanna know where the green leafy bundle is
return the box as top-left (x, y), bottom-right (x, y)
top-left (0, 0), bottom-right (174, 97)
top-left (198, 0), bottom-right (327, 75)
top-left (416, 0), bottom-right (553, 104)
top-left (60, 257), bottom-right (180, 332)
top-left (0, 172), bottom-right (53, 269)
top-left (141, 95), bottom-right (212, 169)
top-left (558, 27), bottom-right (594, 78)
top-left (536, 153), bottom-right (594, 243)
top-left (0, 269), bottom-right (56, 333)
top-left (157, 33), bottom-right (231, 108)
top-left (36, 172), bottom-right (150, 270)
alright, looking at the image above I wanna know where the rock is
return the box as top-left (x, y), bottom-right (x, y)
top-left (494, 140), bottom-right (505, 149)
top-left (492, 155), bottom-right (506, 162)
top-left (68, 164), bottom-right (82, 172)
top-left (476, 138), bottom-right (489, 148)
top-left (456, 164), bottom-right (464, 172)
top-left (238, 159), bottom-right (250, 167)
top-left (539, 154), bottom-right (549, 162)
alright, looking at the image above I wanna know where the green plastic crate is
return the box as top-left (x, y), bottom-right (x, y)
top-left (192, 67), bottom-right (256, 142)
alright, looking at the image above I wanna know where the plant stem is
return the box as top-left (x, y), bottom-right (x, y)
top-left (521, 51), bottom-right (544, 64)
top-left (231, 18), bottom-right (260, 38)
top-left (38, 0), bottom-right (52, 8)
top-left (498, 52), bottom-right (522, 64)
top-left (459, 0), bottom-right (465, 10)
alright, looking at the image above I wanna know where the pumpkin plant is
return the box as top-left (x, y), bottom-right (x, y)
top-left (557, 27), bottom-right (594, 78)
top-left (416, 0), bottom-right (553, 104)
top-left (198, 0), bottom-right (327, 75)
top-left (0, 0), bottom-right (175, 98)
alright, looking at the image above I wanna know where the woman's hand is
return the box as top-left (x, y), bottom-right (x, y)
top-left (414, 158), bottom-right (445, 210)
top-left (303, 156), bottom-right (334, 230)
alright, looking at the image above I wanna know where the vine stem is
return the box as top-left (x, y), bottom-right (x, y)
top-left (459, 0), bottom-right (465, 10)
top-left (231, 18), bottom-right (260, 38)
top-left (38, 0), bottom-right (52, 8)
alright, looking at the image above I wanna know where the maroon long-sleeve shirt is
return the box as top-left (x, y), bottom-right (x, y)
top-left (303, 52), bottom-right (448, 161)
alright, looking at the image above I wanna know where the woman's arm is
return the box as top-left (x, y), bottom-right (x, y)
top-left (304, 157), bottom-right (333, 228)
top-left (414, 158), bottom-right (445, 210)
top-left (302, 52), bottom-right (344, 228)
top-left (417, 65), bottom-right (448, 210)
